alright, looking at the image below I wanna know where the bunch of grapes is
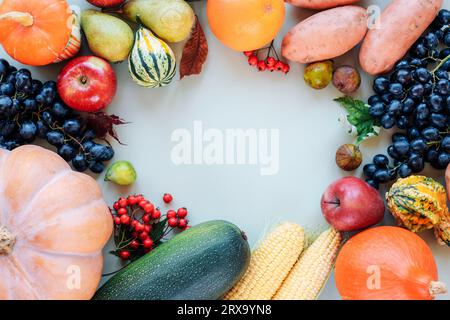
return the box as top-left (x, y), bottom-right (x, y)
top-left (364, 9), bottom-right (450, 190)
top-left (0, 59), bottom-right (114, 173)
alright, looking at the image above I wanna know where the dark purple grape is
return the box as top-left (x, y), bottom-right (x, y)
top-left (72, 153), bottom-right (88, 172)
top-left (398, 163), bottom-right (412, 178)
top-left (437, 152), bottom-right (450, 169)
top-left (51, 101), bottom-right (70, 118)
top-left (90, 144), bottom-right (114, 162)
top-left (396, 116), bottom-right (410, 129)
top-left (0, 83), bottom-right (15, 96)
top-left (437, 9), bottom-right (450, 26)
top-left (0, 59), bottom-right (9, 78)
top-left (62, 119), bottom-right (81, 136)
top-left (46, 131), bottom-right (65, 146)
top-left (36, 120), bottom-right (49, 139)
top-left (408, 153), bottom-right (425, 173)
top-left (401, 97), bottom-right (415, 115)
top-left (381, 114), bottom-right (395, 129)
top-left (392, 133), bottom-right (408, 143)
top-left (422, 127), bottom-right (441, 142)
top-left (0, 120), bottom-right (16, 137)
top-left (441, 136), bottom-right (450, 153)
top-left (407, 127), bottom-right (421, 140)
top-left (410, 84), bottom-right (425, 99)
top-left (58, 144), bottom-right (77, 161)
top-left (82, 140), bottom-right (95, 152)
top-left (369, 102), bottom-right (386, 118)
top-left (388, 145), bottom-right (402, 160)
top-left (430, 113), bottom-right (447, 129)
top-left (365, 179), bottom-right (379, 190)
top-left (373, 169), bottom-right (391, 183)
top-left (31, 79), bottom-right (43, 96)
top-left (19, 121), bottom-right (37, 142)
top-left (393, 140), bottom-right (410, 157)
top-left (373, 154), bottom-right (389, 167)
top-left (23, 98), bottom-right (37, 112)
top-left (89, 161), bottom-right (105, 174)
top-left (363, 163), bottom-right (378, 178)
top-left (410, 138), bottom-right (427, 154)
top-left (83, 129), bottom-right (96, 140)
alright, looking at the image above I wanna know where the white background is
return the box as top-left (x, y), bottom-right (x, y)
top-left (2, 0), bottom-right (450, 300)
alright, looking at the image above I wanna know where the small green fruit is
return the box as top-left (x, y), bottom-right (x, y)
top-left (304, 60), bottom-right (333, 90)
top-left (105, 161), bottom-right (137, 186)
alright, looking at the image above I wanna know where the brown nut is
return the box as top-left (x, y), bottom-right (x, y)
top-left (336, 144), bottom-right (362, 171)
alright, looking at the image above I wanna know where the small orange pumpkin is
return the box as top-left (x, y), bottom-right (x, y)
top-left (0, 0), bottom-right (81, 66)
top-left (0, 145), bottom-right (112, 300)
top-left (335, 226), bottom-right (447, 300)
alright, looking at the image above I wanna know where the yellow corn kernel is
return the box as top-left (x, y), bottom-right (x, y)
top-left (273, 228), bottom-right (342, 300)
top-left (224, 222), bottom-right (305, 300)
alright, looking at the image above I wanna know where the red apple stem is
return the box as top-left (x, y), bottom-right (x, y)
top-left (80, 76), bottom-right (88, 85)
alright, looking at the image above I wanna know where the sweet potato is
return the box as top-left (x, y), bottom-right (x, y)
top-left (360, 0), bottom-right (443, 75)
top-left (281, 6), bottom-right (368, 64)
top-left (286, 0), bottom-right (359, 9)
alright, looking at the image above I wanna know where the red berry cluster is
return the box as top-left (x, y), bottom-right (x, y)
top-left (244, 40), bottom-right (290, 74)
top-left (111, 193), bottom-right (189, 261)
top-left (167, 207), bottom-right (190, 229)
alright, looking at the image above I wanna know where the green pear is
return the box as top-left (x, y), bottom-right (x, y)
top-left (81, 10), bottom-right (134, 63)
top-left (123, 0), bottom-right (195, 43)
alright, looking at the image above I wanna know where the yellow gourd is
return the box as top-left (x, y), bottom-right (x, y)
top-left (386, 176), bottom-right (450, 246)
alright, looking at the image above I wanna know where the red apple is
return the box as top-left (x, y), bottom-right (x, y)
top-left (57, 56), bottom-right (117, 113)
top-left (321, 176), bottom-right (385, 232)
top-left (87, 0), bottom-right (125, 8)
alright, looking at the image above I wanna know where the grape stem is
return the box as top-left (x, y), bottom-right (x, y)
top-left (432, 54), bottom-right (450, 73)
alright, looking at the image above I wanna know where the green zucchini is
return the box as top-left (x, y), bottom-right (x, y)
top-left (94, 220), bottom-right (250, 300)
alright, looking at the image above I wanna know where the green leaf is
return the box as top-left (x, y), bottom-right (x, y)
top-left (334, 96), bottom-right (379, 144)
top-left (150, 218), bottom-right (168, 242)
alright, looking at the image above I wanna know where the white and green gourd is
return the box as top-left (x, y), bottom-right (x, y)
top-left (128, 26), bottom-right (176, 88)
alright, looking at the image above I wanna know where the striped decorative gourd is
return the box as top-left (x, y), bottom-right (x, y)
top-left (128, 26), bottom-right (176, 88)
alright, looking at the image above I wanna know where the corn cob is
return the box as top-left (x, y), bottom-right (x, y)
top-left (224, 222), bottom-right (305, 300)
top-left (273, 228), bottom-right (342, 300)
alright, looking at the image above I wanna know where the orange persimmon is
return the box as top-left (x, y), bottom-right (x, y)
top-left (206, 0), bottom-right (285, 52)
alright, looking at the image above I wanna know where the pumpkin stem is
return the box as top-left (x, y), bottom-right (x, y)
top-left (429, 281), bottom-right (447, 297)
top-left (0, 11), bottom-right (33, 27)
top-left (0, 226), bottom-right (15, 255)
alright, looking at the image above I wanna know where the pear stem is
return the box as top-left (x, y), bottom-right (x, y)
top-left (0, 11), bottom-right (33, 27)
top-left (0, 226), bottom-right (15, 255)
top-left (429, 281), bottom-right (447, 297)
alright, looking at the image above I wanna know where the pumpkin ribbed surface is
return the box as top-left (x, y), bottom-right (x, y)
top-left (128, 27), bottom-right (176, 88)
top-left (0, 0), bottom-right (80, 66)
top-left (386, 176), bottom-right (450, 245)
top-left (0, 145), bottom-right (112, 300)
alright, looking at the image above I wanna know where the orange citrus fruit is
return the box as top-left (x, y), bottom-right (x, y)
top-left (207, 0), bottom-right (285, 52)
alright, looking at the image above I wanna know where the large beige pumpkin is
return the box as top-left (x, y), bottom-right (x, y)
top-left (0, 145), bottom-right (112, 300)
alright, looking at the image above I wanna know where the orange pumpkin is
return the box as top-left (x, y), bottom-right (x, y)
top-left (0, 145), bottom-right (112, 300)
top-left (335, 226), bottom-right (447, 300)
top-left (0, 0), bottom-right (81, 66)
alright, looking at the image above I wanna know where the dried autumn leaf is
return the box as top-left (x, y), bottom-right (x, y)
top-left (85, 112), bottom-right (128, 145)
top-left (180, 16), bottom-right (208, 79)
